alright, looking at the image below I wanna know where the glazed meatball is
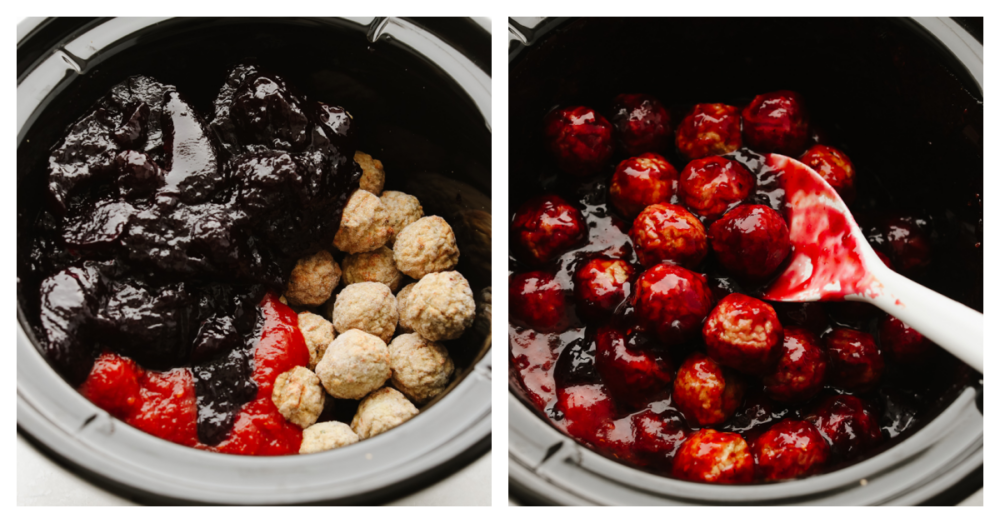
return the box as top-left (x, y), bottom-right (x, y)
top-left (388, 333), bottom-right (455, 404)
top-left (271, 366), bottom-right (325, 429)
top-left (673, 352), bottom-right (745, 427)
top-left (332, 282), bottom-right (398, 344)
top-left (351, 387), bottom-right (419, 440)
top-left (675, 103), bottom-right (742, 160)
top-left (380, 190), bottom-right (424, 246)
top-left (762, 327), bottom-right (827, 404)
top-left (883, 215), bottom-right (932, 273)
top-left (805, 395), bottom-right (883, 459)
top-left (611, 94), bottom-right (672, 156)
top-left (511, 194), bottom-right (586, 265)
top-left (342, 246), bottom-right (403, 292)
top-left (703, 293), bottom-right (783, 375)
top-left (595, 325), bottom-right (673, 408)
top-left (396, 282), bottom-right (417, 332)
top-left (299, 421), bottom-right (359, 454)
top-left (393, 216), bottom-right (460, 279)
top-left (543, 106), bottom-right (614, 176)
top-left (630, 263), bottom-right (714, 345)
top-left (354, 150), bottom-right (385, 195)
top-left (629, 203), bottom-right (708, 268)
top-left (678, 156), bottom-right (755, 220)
top-left (879, 314), bottom-right (934, 365)
top-left (824, 327), bottom-right (884, 392)
top-left (672, 429), bottom-right (754, 484)
top-left (285, 250), bottom-right (340, 307)
top-left (333, 190), bottom-right (392, 254)
top-left (752, 419), bottom-right (830, 481)
top-left (556, 383), bottom-right (616, 444)
top-left (314, 329), bottom-right (391, 400)
top-left (573, 256), bottom-right (636, 319)
top-left (509, 271), bottom-right (567, 332)
top-left (297, 311), bottom-right (334, 370)
top-left (631, 408), bottom-right (691, 471)
top-left (608, 153), bottom-right (679, 219)
top-left (709, 205), bottom-right (791, 281)
top-left (742, 90), bottom-right (809, 155)
top-left (399, 271), bottom-right (475, 341)
top-left (799, 144), bottom-right (856, 203)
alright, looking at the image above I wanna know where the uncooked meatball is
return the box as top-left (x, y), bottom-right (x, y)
top-left (297, 311), bottom-right (334, 370)
top-left (398, 271), bottom-right (475, 341)
top-left (381, 190), bottom-right (424, 247)
top-left (354, 150), bottom-right (385, 195)
top-left (342, 246), bottom-right (403, 292)
top-left (351, 387), bottom-right (420, 440)
top-left (299, 421), bottom-right (359, 454)
top-left (388, 333), bottom-right (455, 404)
top-left (396, 283), bottom-right (416, 332)
top-left (271, 366), bottom-right (325, 429)
top-left (285, 250), bottom-right (340, 307)
top-left (332, 282), bottom-right (398, 343)
top-left (333, 190), bottom-right (391, 254)
top-left (315, 329), bottom-right (391, 399)
top-left (393, 216), bottom-right (460, 279)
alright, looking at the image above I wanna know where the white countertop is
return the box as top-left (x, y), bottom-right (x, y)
top-left (17, 433), bottom-right (490, 506)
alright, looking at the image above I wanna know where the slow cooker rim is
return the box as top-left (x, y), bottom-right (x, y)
top-left (17, 16), bottom-right (492, 505)
top-left (506, 15), bottom-right (983, 506)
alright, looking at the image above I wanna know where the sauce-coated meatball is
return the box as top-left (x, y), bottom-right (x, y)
top-left (629, 203), bottom-right (708, 268)
top-left (673, 353), bottom-right (745, 427)
top-left (630, 263), bottom-right (714, 345)
top-left (544, 106), bottom-right (614, 176)
top-left (762, 327), bottom-right (827, 404)
top-left (511, 194), bottom-right (586, 265)
top-left (742, 90), bottom-right (809, 155)
top-left (678, 156), bottom-right (755, 220)
top-left (800, 144), bottom-right (856, 203)
top-left (611, 93), bottom-right (672, 156)
top-left (672, 429), bottom-right (754, 484)
top-left (573, 256), bottom-right (636, 320)
top-left (752, 419), bottom-right (830, 481)
top-left (709, 205), bottom-right (791, 281)
top-left (675, 103), bottom-right (742, 160)
top-left (824, 327), bottom-right (884, 392)
top-left (608, 153), bottom-right (678, 219)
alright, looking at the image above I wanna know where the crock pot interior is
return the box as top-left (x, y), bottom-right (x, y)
top-left (17, 17), bottom-right (491, 505)
top-left (508, 17), bottom-right (982, 505)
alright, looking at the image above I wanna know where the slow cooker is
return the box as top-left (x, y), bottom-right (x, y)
top-left (508, 16), bottom-right (982, 505)
top-left (17, 17), bottom-right (492, 505)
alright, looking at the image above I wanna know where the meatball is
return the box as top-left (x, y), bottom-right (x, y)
top-left (800, 144), bottom-right (856, 203)
top-left (610, 93), bottom-right (672, 156)
top-left (762, 327), bottom-right (827, 404)
top-left (333, 190), bottom-right (392, 254)
top-left (511, 194), bottom-right (586, 265)
top-left (556, 383), bottom-right (616, 444)
top-left (398, 271), bottom-right (475, 341)
top-left (315, 329), bottom-right (391, 400)
top-left (709, 204), bottom-right (791, 281)
top-left (672, 429), bottom-right (754, 484)
top-left (630, 263), bottom-right (714, 345)
top-left (752, 419), bottom-right (830, 481)
top-left (393, 216), bottom-right (460, 279)
top-left (285, 250), bottom-right (340, 307)
top-left (380, 190), bottom-right (424, 246)
top-left (741, 90), bottom-right (809, 155)
top-left (824, 327), bottom-right (884, 392)
top-left (332, 282), bottom-right (398, 344)
top-left (573, 256), bottom-right (636, 320)
top-left (354, 150), bottom-right (385, 195)
top-left (879, 314), bottom-right (934, 365)
top-left (396, 282), bottom-right (417, 332)
top-left (675, 103), bottom-right (742, 160)
top-left (271, 366), bottom-right (325, 429)
top-left (388, 333), bottom-right (455, 404)
top-left (342, 246), bottom-right (403, 292)
top-left (883, 215), bottom-right (932, 273)
top-left (631, 408), bottom-right (691, 471)
top-left (351, 387), bottom-right (420, 440)
top-left (608, 153), bottom-right (679, 219)
top-left (678, 156), bottom-right (755, 220)
top-left (543, 106), bottom-right (614, 176)
top-left (702, 293), bottom-right (783, 375)
top-left (509, 270), bottom-right (567, 332)
top-left (629, 203), bottom-right (708, 268)
top-left (595, 325), bottom-right (673, 408)
top-left (300, 421), bottom-right (359, 454)
top-left (297, 311), bottom-right (334, 370)
top-left (805, 394), bottom-right (883, 459)
top-left (673, 352), bottom-right (745, 427)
